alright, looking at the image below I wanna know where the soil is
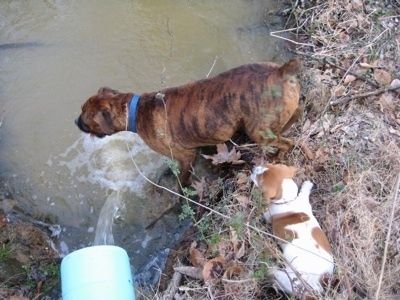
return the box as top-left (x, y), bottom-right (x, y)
top-left (0, 209), bottom-right (61, 300)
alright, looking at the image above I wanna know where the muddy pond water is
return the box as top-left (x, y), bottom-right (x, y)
top-left (0, 0), bottom-right (287, 284)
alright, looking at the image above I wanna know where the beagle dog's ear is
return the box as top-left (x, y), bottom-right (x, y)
top-left (251, 166), bottom-right (268, 187)
top-left (262, 177), bottom-right (282, 205)
top-left (265, 182), bottom-right (283, 202)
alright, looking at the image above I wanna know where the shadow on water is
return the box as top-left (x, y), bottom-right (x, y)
top-left (0, 42), bottom-right (46, 50)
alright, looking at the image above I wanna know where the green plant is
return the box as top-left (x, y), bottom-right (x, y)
top-left (196, 216), bottom-right (211, 241)
top-left (253, 263), bottom-right (270, 280)
top-left (332, 183), bottom-right (346, 193)
top-left (22, 262), bottom-right (61, 295)
top-left (182, 187), bottom-right (197, 198)
top-left (209, 177), bottom-right (224, 200)
top-left (22, 264), bottom-right (37, 290)
top-left (253, 252), bottom-right (273, 280)
top-left (42, 262), bottom-right (60, 278)
top-left (251, 188), bottom-right (267, 213)
top-left (0, 243), bottom-right (12, 260)
top-left (229, 212), bottom-right (245, 238)
top-left (209, 232), bottom-right (220, 245)
top-left (179, 204), bottom-right (195, 221)
top-left (166, 158), bottom-right (180, 178)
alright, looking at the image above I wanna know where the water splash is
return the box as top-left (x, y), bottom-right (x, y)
top-left (93, 190), bottom-right (125, 245)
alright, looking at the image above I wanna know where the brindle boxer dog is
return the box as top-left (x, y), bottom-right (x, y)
top-left (75, 57), bottom-right (302, 187)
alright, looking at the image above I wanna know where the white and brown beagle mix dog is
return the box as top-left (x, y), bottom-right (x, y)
top-left (251, 164), bottom-right (334, 297)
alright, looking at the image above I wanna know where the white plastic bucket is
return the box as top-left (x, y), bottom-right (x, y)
top-left (61, 245), bottom-right (136, 300)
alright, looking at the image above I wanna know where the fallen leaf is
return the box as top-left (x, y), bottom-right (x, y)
top-left (308, 114), bottom-right (334, 137)
top-left (229, 226), bottom-right (245, 259)
top-left (202, 256), bottom-right (226, 284)
top-left (236, 172), bottom-right (248, 185)
top-left (302, 118), bottom-right (311, 133)
top-left (223, 266), bottom-right (245, 280)
top-left (233, 194), bottom-right (251, 205)
top-left (316, 114), bottom-right (334, 138)
top-left (332, 85), bottom-right (345, 97)
top-left (360, 62), bottom-right (378, 68)
top-left (315, 147), bottom-right (330, 164)
top-left (390, 79), bottom-right (400, 95)
top-left (191, 177), bottom-right (206, 201)
top-left (189, 241), bottom-right (206, 267)
top-left (374, 69), bottom-right (392, 86)
top-left (202, 143), bottom-right (245, 165)
top-left (230, 226), bottom-right (239, 254)
top-left (344, 74), bottom-right (357, 84)
top-left (174, 266), bottom-right (203, 280)
top-left (376, 93), bottom-right (395, 112)
top-left (300, 141), bottom-right (315, 160)
top-left (235, 242), bottom-right (245, 259)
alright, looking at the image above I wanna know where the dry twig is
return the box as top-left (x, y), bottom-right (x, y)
top-left (330, 84), bottom-right (400, 105)
top-left (163, 270), bottom-right (183, 300)
top-left (375, 172), bottom-right (400, 300)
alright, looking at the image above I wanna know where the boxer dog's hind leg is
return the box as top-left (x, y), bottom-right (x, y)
top-left (280, 106), bottom-right (302, 134)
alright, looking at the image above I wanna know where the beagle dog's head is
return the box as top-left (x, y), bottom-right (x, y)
top-left (251, 164), bottom-right (298, 204)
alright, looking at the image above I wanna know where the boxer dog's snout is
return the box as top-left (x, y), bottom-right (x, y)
top-left (75, 116), bottom-right (106, 138)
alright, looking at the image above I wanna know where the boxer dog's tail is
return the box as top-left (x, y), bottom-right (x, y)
top-left (279, 56), bottom-right (302, 77)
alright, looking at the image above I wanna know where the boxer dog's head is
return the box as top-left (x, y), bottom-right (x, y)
top-left (75, 87), bottom-right (132, 138)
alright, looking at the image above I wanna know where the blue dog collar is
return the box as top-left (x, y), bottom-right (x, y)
top-left (128, 94), bottom-right (141, 133)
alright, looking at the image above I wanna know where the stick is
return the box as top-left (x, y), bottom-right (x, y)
top-left (163, 270), bottom-right (183, 300)
top-left (270, 31), bottom-right (314, 47)
top-left (206, 56), bottom-right (218, 78)
top-left (375, 172), bottom-right (400, 300)
top-left (330, 84), bottom-right (400, 106)
top-left (269, 19), bottom-right (315, 47)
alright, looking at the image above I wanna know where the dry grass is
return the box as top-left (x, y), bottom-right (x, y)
top-left (138, 1), bottom-right (400, 299)
top-left (284, 3), bottom-right (400, 297)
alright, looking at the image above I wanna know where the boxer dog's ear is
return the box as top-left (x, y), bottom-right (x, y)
top-left (98, 87), bottom-right (119, 95)
top-left (93, 111), bottom-right (114, 134)
top-left (98, 87), bottom-right (111, 94)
